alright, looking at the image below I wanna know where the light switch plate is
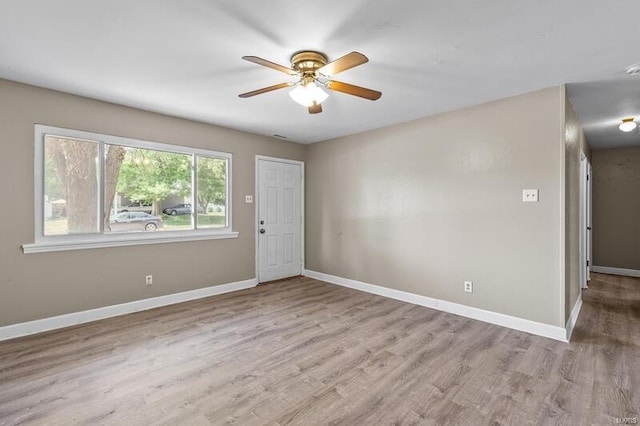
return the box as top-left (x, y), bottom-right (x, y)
top-left (245, 195), bottom-right (253, 203)
top-left (522, 189), bottom-right (539, 202)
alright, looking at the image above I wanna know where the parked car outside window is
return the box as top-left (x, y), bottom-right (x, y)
top-left (163, 204), bottom-right (192, 215)
top-left (119, 201), bottom-right (152, 214)
top-left (110, 212), bottom-right (163, 232)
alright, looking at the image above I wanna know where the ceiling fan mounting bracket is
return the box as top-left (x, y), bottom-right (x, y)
top-left (290, 51), bottom-right (328, 76)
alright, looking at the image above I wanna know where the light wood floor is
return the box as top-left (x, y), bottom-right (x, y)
top-left (0, 273), bottom-right (638, 425)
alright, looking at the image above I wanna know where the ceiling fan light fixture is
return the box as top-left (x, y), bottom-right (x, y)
top-left (619, 117), bottom-right (637, 132)
top-left (289, 81), bottom-right (328, 107)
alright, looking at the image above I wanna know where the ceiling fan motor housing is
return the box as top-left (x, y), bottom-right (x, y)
top-left (291, 51), bottom-right (328, 77)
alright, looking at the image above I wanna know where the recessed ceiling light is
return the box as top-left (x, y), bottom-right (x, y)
top-left (625, 64), bottom-right (640, 75)
top-left (619, 117), bottom-right (637, 132)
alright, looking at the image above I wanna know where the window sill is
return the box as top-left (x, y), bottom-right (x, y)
top-left (22, 231), bottom-right (239, 254)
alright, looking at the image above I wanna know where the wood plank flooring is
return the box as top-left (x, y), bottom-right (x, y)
top-left (0, 273), bottom-right (638, 425)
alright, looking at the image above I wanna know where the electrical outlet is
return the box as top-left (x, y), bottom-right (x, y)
top-left (145, 275), bottom-right (153, 286)
top-left (522, 189), bottom-right (539, 202)
top-left (245, 195), bottom-right (253, 203)
top-left (464, 281), bottom-right (473, 293)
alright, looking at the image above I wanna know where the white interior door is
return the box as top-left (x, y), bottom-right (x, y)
top-left (257, 158), bottom-right (302, 282)
top-left (579, 152), bottom-right (590, 289)
top-left (587, 161), bottom-right (593, 282)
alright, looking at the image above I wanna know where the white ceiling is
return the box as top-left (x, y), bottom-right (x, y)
top-left (0, 0), bottom-right (639, 145)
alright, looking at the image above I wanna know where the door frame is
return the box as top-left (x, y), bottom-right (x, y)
top-left (254, 155), bottom-right (305, 282)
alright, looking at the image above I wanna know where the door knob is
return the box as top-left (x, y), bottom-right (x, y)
top-left (259, 229), bottom-right (266, 234)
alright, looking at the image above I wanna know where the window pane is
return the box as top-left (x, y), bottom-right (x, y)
top-left (44, 135), bottom-right (99, 235)
top-left (196, 156), bottom-right (227, 229)
top-left (108, 146), bottom-right (192, 233)
top-left (37, 125), bottom-right (233, 247)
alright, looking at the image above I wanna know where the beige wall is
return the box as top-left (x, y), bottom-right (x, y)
top-left (563, 88), bottom-right (591, 322)
top-left (592, 147), bottom-right (640, 270)
top-left (0, 79), bottom-right (584, 330)
top-left (306, 87), bottom-right (565, 326)
top-left (0, 79), bottom-right (305, 327)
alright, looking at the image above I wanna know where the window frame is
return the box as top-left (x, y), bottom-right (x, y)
top-left (23, 125), bottom-right (237, 254)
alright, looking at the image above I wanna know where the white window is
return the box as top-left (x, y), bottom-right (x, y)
top-left (24, 125), bottom-right (237, 253)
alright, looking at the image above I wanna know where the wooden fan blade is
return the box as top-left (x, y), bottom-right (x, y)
top-left (308, 102), bottom-right (322, 114)
top-left (238, 82), bottom-right (292, 98)
top-left (326, 80), bottom-right (382, 101)
top-left (242, 56), bottom-right (297, 75)
top-left (318, 52), bottom-right (368, 76)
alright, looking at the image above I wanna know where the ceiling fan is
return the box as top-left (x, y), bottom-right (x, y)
top-left (239, 51), bottom-right (382, 114)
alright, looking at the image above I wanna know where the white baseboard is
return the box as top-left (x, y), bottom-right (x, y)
top-left (592, 266), bottom-right (640, 278)
top-left (303, 269), bottom-right (568, 342)
top-left (0, 278), bottom-right (258, 342)
top-left (565, 293), bottom-right (583, 341)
